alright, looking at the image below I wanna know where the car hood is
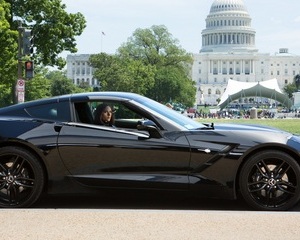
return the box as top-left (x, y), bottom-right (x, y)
top-left (213, 123), bottom-right (290, 134)
top-left (189, 122), bottom-right (294, 148)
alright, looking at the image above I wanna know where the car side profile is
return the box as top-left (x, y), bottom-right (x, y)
top-left (0, 92), bottom-right (300, 210)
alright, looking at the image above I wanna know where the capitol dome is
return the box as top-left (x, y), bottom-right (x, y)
top-left (210, 0), bottom-right (248, 13)
top-left (200, 0), bottom-right (257, 53)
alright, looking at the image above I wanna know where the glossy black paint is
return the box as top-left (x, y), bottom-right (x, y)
top-left (0, 92), bottom-right (300, 209)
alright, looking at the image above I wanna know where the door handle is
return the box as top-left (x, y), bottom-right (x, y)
top-left (197, 148), bottom-right (211, 153)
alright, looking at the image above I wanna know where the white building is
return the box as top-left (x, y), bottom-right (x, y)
top-left (192, 0), bottom-right (300, 106)
top-left (66, 54), bottom-right (99, 87)
top-left (66, 0), bottom-right (300, 107)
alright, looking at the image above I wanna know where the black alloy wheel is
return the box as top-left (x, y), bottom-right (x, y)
top-left (239, 150), bottom-right (300, 211)
top-left (0, 147), bottom-right (45, 208)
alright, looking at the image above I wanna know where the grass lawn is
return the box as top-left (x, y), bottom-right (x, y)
top-left (198, 118), bottom-right (300, 135)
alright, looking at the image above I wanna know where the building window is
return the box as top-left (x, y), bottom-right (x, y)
top-left (285, 80), bottom-right (288, 84)
top-left (277, 71), bottom-right (280, 75)
top-left (208, 89), bottom-right (211, 95)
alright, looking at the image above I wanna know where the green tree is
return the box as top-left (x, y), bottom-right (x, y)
top-left (0, 83), bottom-right (12, 107)
top-left (90, 53), bottom-right (155, 95)
top-left (9, 0), bottom-right (86, 68)
top-left (46, 70), bottom-right (75, 96)
top-left (25, 73), bottom-right (51, 101)
top-left (284, 83), bottom-right (297, 98)
top-left (117, 25), bottom-right (196, 106)
top-left (294, 74), bottom-right (300, 90)
top-left (0, 0), bottom-right (18, 104)
top-left (47, 70), bottom-right (92, 96)
top-left (1, 0), bottom-right (86, 104)
top-left (75, 81), bottom-right (93, 93)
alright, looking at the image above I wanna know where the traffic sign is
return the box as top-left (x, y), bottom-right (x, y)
top-left (17, 79), bottom-right (25, 91)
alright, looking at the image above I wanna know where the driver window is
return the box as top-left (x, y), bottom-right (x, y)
top-left (91, 101), bottom-right (144, 130)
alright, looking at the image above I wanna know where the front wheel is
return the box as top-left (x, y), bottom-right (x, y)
top-left (239, 150), bottom-right (300, 211)
top-left (0, 146), bottom-right (45, 208)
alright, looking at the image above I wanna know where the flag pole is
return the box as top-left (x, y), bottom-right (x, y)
top-left (101, 31), bottom-right (105, 52)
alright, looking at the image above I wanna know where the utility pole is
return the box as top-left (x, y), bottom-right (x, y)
top-left (16, 25), bottom-right (34, 104)
top-left (16, 24), bottom-right (25, 104)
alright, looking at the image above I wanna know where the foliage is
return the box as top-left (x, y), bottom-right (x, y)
top-left (0, 0), bottom-right (18, 83)
top-left (294, 74), bottom-right (300, 90)
top-left (89, 53), bottom-right (155, 95)
top-left (46, 70), bottom-right (75, 96)
top-left (284, 83), bottom-right (297, 98)
top-left (90, 25), bottom-right (196, 106)
top-left (117, 25), bottom-right (196, 106)
top-left (25, 70), bottom-right (52, 101)
top-left (0, 0), bottom-right (86, 104)
top-left (45, 70), bottom-right (92, 96)
top-left (0, 83), bottom-right (13, 107)
top-left (9, 0), bottom-right (86, 68)
top-left (0, 0), bottom-right (19, 102)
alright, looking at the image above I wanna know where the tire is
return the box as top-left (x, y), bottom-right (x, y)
top-left (239, 150), bottom-right (300, 211)
top-left (0, 146), bottom-right (45, 208)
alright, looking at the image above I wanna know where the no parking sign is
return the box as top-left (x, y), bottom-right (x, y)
top-left (17, 79), bottom-right (25, 103)
top-left (17, 79), bottom-right (25, 91)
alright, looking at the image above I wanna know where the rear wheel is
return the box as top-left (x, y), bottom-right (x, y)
top-left (239, 150), bottom-right (300, 211)
top-left (0, 146), bottom-right (45, 208)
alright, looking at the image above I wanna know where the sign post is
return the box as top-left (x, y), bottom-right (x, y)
top-left (17, 79), bottom-right (25, 103)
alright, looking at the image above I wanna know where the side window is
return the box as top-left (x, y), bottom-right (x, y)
top-left (91, 101), bottom-right (144, 129)
top-left (74, 102), bottom-right (94, 124)
top-left (25, 102), bottom-right (71, 121)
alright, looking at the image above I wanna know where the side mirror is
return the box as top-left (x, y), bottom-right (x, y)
top-left (137, 120), bottom-right (162, 139)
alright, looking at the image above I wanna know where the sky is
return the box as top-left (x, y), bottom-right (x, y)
top-left (60, 0), bottom-right (300, 57)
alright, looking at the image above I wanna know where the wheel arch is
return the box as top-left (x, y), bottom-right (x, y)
top-left (0, 140), bottom-right (49, 191)
top-left (235, 143), bottom-right (300, 192)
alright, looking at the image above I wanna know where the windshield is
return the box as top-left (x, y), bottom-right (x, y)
top-left (135, 95), bottom-right (205, 130)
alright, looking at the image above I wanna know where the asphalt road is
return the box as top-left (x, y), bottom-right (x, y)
top-left (1, 193), bottom-right (300, 240)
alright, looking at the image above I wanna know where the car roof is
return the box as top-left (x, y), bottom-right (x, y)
top-left (0, 92), bottom-right (144, 114)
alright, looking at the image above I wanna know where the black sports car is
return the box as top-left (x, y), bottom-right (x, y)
top-left (0, 92), bottom-right (300, 210)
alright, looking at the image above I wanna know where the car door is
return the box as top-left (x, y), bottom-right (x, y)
top-left (57, 123), bottom-right (190, 190)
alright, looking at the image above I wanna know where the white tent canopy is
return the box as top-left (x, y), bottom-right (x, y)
top-left (218, 78), bottom-right (292, 109)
